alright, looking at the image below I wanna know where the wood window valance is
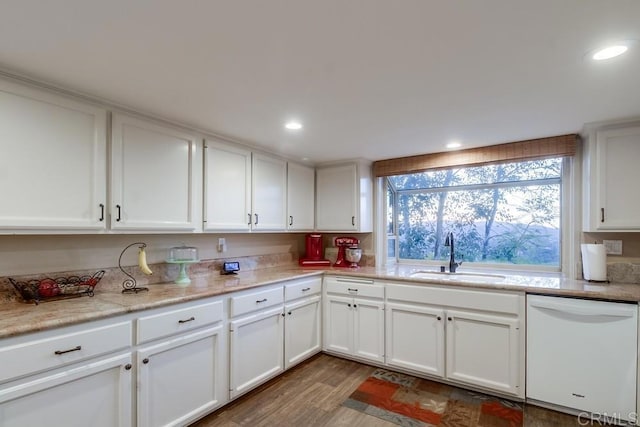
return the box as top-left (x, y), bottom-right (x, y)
top-left (372, 134), bottom-right (579, 178)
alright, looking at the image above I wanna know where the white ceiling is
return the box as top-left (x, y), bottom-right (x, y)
top-left (0, 1), bottom-right (639, 164)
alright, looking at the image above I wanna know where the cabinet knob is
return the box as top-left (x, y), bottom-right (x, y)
top-left (353, 304), bottom-right (357, 308)
top-left (347, 303), bottom-right (351, 307)
top-left (281, 312), bottom-right (285, 317)
top-left (288, 311), bottom-right (292, 315)
top-left (437, 316), bottom-right (442, 321)
top-left (124, 364), bottom-right (132, 371)
top-left (142, 358), bottom-right (149, 364)
top-left (447, 317), bottom-right (452, 321)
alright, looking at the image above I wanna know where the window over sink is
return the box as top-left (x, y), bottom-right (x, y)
top-left (386, 158), bottom-right (564, 270)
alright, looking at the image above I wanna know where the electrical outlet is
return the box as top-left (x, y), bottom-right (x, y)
top-left (602, 239), bottom-right (622, 255)
top-left (217, 238), bottom-right (227, 253)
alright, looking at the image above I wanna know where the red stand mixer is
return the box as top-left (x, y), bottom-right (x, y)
top-left (299, 234), bottom-right (331, 266)
top-left (334, 236), bottom-right (362, 268)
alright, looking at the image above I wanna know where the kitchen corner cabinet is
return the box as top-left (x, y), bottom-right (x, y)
top-left (316, 162), bottom-right (373, 232)
top-left (385, 282), bottom-right (524, 398)
top-left (286, 162), bottom-right (315, 231)
top-left (111, 113), bottom-right (201, 231)
top-left (284, 277), bottom-right (322, 368)
top-left (323, 276), bottom-right (385, 363)
top-left (0, 77), bottom-right (108, 232)
top-left (203, 140), bottom-right (286, 231)
top-left (583, 124), bottom-right (640, 231)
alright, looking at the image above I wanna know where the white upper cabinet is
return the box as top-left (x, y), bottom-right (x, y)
top-left (583, 124), bottom-right (640, 231)
top-left (316, 161), bottom-right (372, 232)
top-left (0, 78), bottom-right (107, 231)
top-left (111, 113), bottom-right (201, 231)
top-left (286, 162), bottom-right (315, 231)
top-left (204, 139), bottom-right (252, 231)
top-left (251, 153), bottom-right (287, 231)
top-left (203, 141), bottom-right (286, 232)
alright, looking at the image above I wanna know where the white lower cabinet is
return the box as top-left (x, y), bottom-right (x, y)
top-left (137, 326), bottom-right (226, 427)
top-left (284, 277), bottom-right (322, 369)
top-left (0, 353), bottom-right (133, 427)
top-left (323, 277), bottom-right (385, 364)
top-left (385, 302), bottom-right (445, 377)
top-left (385, 282), bottom-right (524, 398)
top-left (135, 297), bottom-right (227, 427)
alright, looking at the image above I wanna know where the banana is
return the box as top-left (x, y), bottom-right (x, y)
top-left (138, 247), bottom-right (153, 275)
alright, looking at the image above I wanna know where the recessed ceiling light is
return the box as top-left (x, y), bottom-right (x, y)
top-left (592, 44), bottom-right (628, 60)
top-left (285, 121), bottom-right (303, 130)
top-left (446, 142), bottom-right (462, 149)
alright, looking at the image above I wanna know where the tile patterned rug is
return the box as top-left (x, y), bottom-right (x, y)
top-left (343, 368), bottom-right (523, 427)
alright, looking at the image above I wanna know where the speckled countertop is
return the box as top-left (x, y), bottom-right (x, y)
top-left (1, 264), bottom-right (639, 340)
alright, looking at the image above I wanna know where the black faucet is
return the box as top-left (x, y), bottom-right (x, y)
top-left (444, 232), bottom-right (462, 273)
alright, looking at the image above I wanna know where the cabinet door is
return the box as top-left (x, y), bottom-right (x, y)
top-left (0, 353), bottom-right (132, 427)
top-left (595, 126), bottom-right (640, 230)
top-left (386, 302), bottom-right (445, 377)
top-left (316, 164), bottom-right (358, 231)
top-left (323, 295), bottom-right (354, 356)
top-left (137, 326), bottom-right (227, 427)
top-left (204, 140), bottom-right (252, 231)
top-left (445, 309), bottom-right (521, 396)
top-left (287, 162), bottom-right (315, 231)
top-left (353, 298), bottom-right (385, 363)
top-left (111, 113), bottom-right (200, 231)
top-left (252, 153), bottom-right (287, 230)
top-left (0, 78), bottom-right (107, 231)
top-left (229, 306), bottom-right (284, 399)
top-left (284, 295), bottom-right (321, 369)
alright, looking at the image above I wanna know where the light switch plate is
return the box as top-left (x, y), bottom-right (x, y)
top-left (603, 239), bottom-right (623, 255)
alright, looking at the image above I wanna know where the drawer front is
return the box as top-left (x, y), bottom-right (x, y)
top-left (230, 286), bottom-right (284, 318)
top-left (325, 276), bottom-right (383, 299)
top-left (284, 277), bottom-right (322, 301)
top-left (0, 321), bottom-right (131, 383)
top-left (137, 299), bottom-right (223, 344)
top-left (386, 283), bottom-right (522, 315)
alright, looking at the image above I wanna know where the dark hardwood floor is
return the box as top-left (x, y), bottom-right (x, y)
top-left (191, 353), bottom-right (592, 426)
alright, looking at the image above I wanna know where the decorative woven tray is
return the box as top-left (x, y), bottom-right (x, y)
top-left (9, 270), bottom-right (105, 305)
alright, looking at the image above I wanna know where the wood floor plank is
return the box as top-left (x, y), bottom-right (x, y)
top-left (191, 353), bottom-right (589, 426)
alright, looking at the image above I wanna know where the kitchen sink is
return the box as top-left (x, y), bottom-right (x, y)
top-left (410, 271), bottom-right (506, 283)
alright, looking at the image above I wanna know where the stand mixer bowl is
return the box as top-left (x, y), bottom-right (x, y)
top-left (345, 247), bottom-right (362, 267)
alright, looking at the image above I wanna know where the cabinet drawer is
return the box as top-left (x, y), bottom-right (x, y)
top-left (137, 299), bottom-right (223, 344)
top-left (0, 321), bottom-right (131, 383)
top-left (230, 286), bottom-right (284, 318)
top-left (325, 276), bottom-right (383, 299)
top-left (285, 277), bottom-right (322, 301)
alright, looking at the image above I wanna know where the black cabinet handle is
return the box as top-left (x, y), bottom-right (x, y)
top-left (256, 298), bottom-right (267, 303)
top-left (116, 204), bottom-right (122, 222)
top-left (178, 316), bottom-right (195, 324)
top-left (301, 287), bottom-right (311, 292)
top-left (289, 215), bottom-right (293, 226)
top-left (281, 312), bottom-right (285, 317)
top-left (142, 358), bottom-right (149, 364)
top-left (288, 311), bottom-right (292, 315)
top-left (54, 345), bottom-right (81, 355)
top-left (347, 303), bottom-right (352, 307)
top-left (254, 213), bottom-right (259, 225)
top-left (248, 213), bottom-right (252, 225)
top-left (99, 203), bottom-right (104, 222)
top-left (351, 216), bottom-right (355, 226)
top-left (601, 208), bottom-right (605, 223)
top-left (347, 288), bottom-right (358, 292)
top-left (354, 304), bottom-right (357, 308)
top-left (437, 316), bottom-right (442, 321)
top-left (124, 364), bottom-right (132, 371)
top-left (447, 317), bottom-right (452, 321)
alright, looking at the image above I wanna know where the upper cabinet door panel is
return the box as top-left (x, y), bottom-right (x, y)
top-left (252, 153), bottom-right (287, 231)
top-left (111, 113), bottom-right (200, 231)
top-left (287, 162), bottom-right (315, 231)
top-left (316, 163), bottom-right (358, 231)
top-left (0, 78), bottom-right (107, 231)
top-left (203, 140), bottom-right (252, 231)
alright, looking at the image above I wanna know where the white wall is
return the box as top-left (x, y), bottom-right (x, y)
top-left (0, 233), bottom-right (305, 276)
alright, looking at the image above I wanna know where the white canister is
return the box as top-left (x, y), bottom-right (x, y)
top-left (580, 244), bottom-right (608, 282)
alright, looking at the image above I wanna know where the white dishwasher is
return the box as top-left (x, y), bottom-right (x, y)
top-left (527, 295), bottom-right (638, 420)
